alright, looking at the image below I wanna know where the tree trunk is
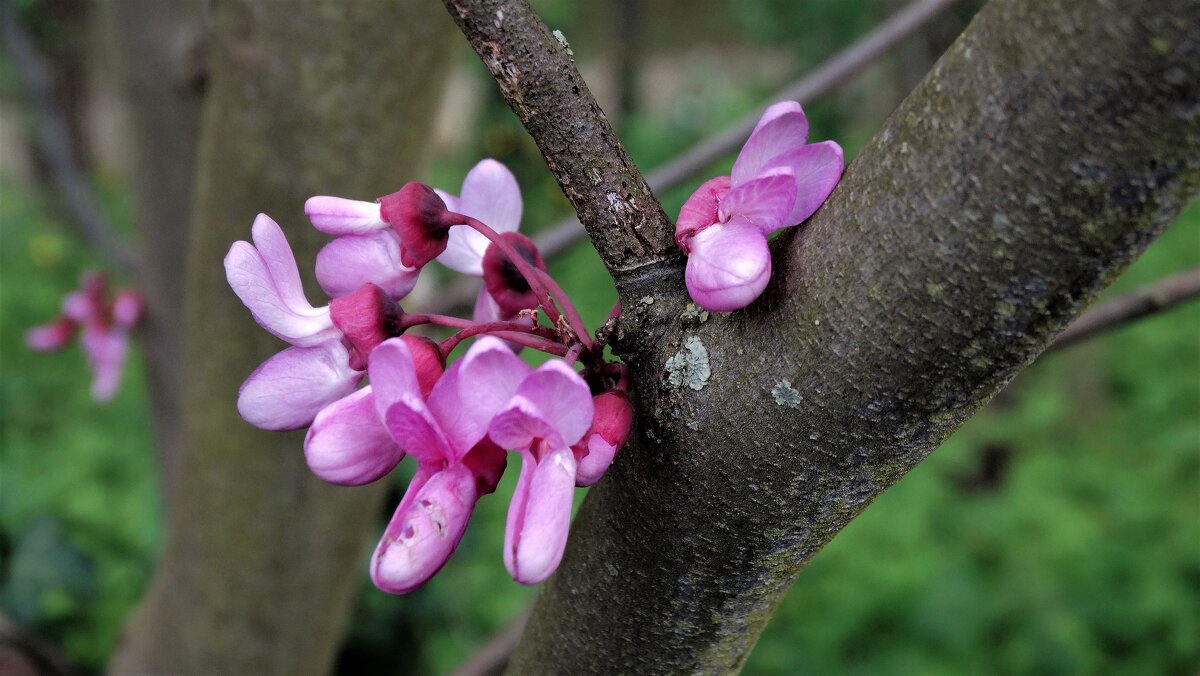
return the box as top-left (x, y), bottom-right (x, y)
top-left (107, 2), bottom-right (454, 674)
top-left (473, 0), bottom-right (1200, 672)
top-left (99, 0), bottom-right (207, 499)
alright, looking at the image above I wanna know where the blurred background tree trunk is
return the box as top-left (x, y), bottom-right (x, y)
top-left (99, 0), bottom-right (207, 499)
top-left (106, 2), bottom-right (454, 674)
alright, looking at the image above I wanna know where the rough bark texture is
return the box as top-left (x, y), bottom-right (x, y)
top-left (107, 2), bottom-right (453, 674)
top-left (503, 0), bottom-right (1200, 673)
top-left (441, 0), bottom-right (678, 280)
top-left (100, 0), bottom-right (207, 498)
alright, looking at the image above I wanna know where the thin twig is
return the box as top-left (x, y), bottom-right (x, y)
top-left (426, 0), bottom-right (964, 315)
top-left (447, 609), bottom-right (531, 676)
top-left (1, 0), bottom-right (140, 277)
top-left (1046, 266), bottom-right (1200, 352)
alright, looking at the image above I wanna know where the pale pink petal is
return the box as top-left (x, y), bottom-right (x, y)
top-left (304, 387), bottom-right (403, 486)
top-left (717, 168), bottom-right (797, 233)
top-left (305, 196), bottom-right (388, 235)
top-left (315, 230), bottom-right (420, 299)
top-left (772, 140), bottom-right (845, 225)
top-left (237, 341), bottom-right (362, 431)
top-left (731, 106), bottom-right (810, 186)
top-left (575, 434), bottom-right (616, 487)
top-left (675, 176), bottom-right (732, 252)
top-left (372, 464), bottom-right (479, 594)
top-left (82, 326), bottom-right (128, 403)
top-left (458, 159), bottom-right (522, 233)
top-left (368, 338), bottom-right (425, 416)
top-left (504, 446), bottom-right (576, 584)
top-left (751, 100), bottom-right (804, 135)
top-left (437, 225), bottom-right (492, 276)
top-left (112, 290), bottom-right (143, 328)
top-left (369, 339), bottom-right (454, 464)
top-left (225, 216), bottom-right (338, 346)
top-left (25, 318), bottom-right (75, 352)
top-left (428, 336), bottom-right (531, 458)
top-left (685, 218), bottom-right (772, 312)
top-left (61, 291), bottom-right (93, 323)
top-left (489, 361), bottom-right (593, 450)
top-left (472, 286), bottom-right (502, 324)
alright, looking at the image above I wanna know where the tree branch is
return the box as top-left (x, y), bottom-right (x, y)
top-left (1047, 265), bottom-right (1200, 352)
top-left (427, 0), bottom-right (968, 315)
top-left (442, 0), bottom-right (675, 280)
top-left (1, 0), bottom-right (140, 277)
top-left (498, 0), bottom-right (1200, 671)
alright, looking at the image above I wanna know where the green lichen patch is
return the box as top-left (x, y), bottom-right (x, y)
top-left (771, 379), bottom-right (802, 408)
top-left (666, 336), bottom-right (711, 391)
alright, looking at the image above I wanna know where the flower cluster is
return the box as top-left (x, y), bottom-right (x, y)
top-left (225, 160), bottom-right (632, 591)
top-left (676, 101), bottom-right (844, 311)
top-left (26, 271), bottom-right (143, 402)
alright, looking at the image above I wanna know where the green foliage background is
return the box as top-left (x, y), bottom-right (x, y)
top-left (1, 0), bottom-right (1197, 673)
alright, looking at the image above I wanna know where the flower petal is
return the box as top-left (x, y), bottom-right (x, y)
top-left (315, 230), bottom-right (419, 300)
top-left (369, 338), bottom-right (452, 465)
top-left (428, 336), bottom-right (531, 458)
top-left (237, 341), bottom-right (362, 431)
top-left (305, 196), bottom-right (388, 235)
top-left (685, 218), bottom-right (771, 312)
top-left (731, 105), bottom-right (810, 186)
top-left (438, 226), bottom-right (491, 276)
top-left (504, 446), bottom-right (576, 584)
top-left (717, 168), bottom-right (798, 233)
top-left (458, 159), bottom-right (522, 233)
top-left (304, 387), bottom-right (403, 486)
top-left (492, 360), bottom-right (594, 451)
top-left (82, 326), bottom-right (128, 403)
top-left (225, 215), bottom-right (338, 346)
top-left (675, 176), bottom-right (731, 252)
top-left (773, 140), bottom-right (845, 225)
top-left (372, 464), bottom-right (479, 594)
top-left (751, 100), bottom-right (804, 135)
top-left (25, 317), bottom-right (76, 352)
top-left (575, 435), bottom-right (616, 487)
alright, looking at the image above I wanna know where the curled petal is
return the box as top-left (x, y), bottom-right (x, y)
top-left (305, 196), bottom-right (387, 235)
top-left (26, 317), bottom-right (76, 352)
top-left (488, 360), bottom-right (594, 452)
top-left (369, 338), bottom-right (452, 464)
top-left (316, 230), bottom-right (419, 300)
top-left (751, 100), bottom-right (804, 135)
top-left (372, 464), bottom-right (479, 594)
top-left (237, 341), bottom-right (362, 431)
top-left (717, 168), bottom-right (798, 233)
top-left (304, 387), bottom-right (403, 486)
top-left (773, 140), bottom-right (845, 225)
top-left (732, 105), bottom-right (810, 186)
top-left (428, 336), bottom-right (530, 458)
top-left (225, 215), bottom-right (338, 346)
top-left (685, 218), bottom-right (771, 312)
top-left (504, 446), bottom-right (576, 584)
top-left (675, 176), bottom-right (731, 252)
top-left (574, 435), bottom-right (616, 487)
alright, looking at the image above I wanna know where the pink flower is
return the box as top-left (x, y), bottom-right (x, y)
top-left (225, 214), bottom-right (364, 431)
top-left (26, 271), bottom-right (142, 402)
top-left (676, 101), bottom-right (843, 311)
top-left (432, 159), bottom-right (523, 277)
top-left (573, 389), bottom-right (633, 487)
top-left (366, 335), bottom-right (532, 593)
top-left (303, 195), bottom-right (420, 300)
top-left (489, 360), bottom-right (594, 584)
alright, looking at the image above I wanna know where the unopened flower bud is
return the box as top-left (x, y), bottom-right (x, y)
top-left (380, 182), bottom-right (462, 268)
top-left (330, 283), bottom-right (404, 370)
top-left (481, 232), bottom-right (547, 316)
top-left (575, 389), bottom-right (633, 486)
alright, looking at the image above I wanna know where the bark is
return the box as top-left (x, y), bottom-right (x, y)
top-left (442, 0), bottom-right (677, 278)
top-left (99, 0), bottom-right (207, 498)
top-left (107, 2), bottom-right (453, 674)
top-left (488, 0), bottom-right (1200, 672)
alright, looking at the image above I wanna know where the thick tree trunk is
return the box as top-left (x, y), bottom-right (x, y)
top-left (459, 0), bottom-right (1200, 672)
top-left (107, 2), bottom-right (454, 674)
top-left (99, 0), bottom-right (207, 499)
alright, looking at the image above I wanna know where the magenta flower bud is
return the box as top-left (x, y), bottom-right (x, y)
top-left (574, 389), bottom-right (633, 486)
top-left (398, 334), bottom-right (444, 399)
top-left (25, 317), bottom-right (77, 352)
top-left (379, 182), bottom-right (462, 269)
top-left (329, 283), bottom-right (404, 371)
top-left (481, 232), bottom-right (548, 316)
